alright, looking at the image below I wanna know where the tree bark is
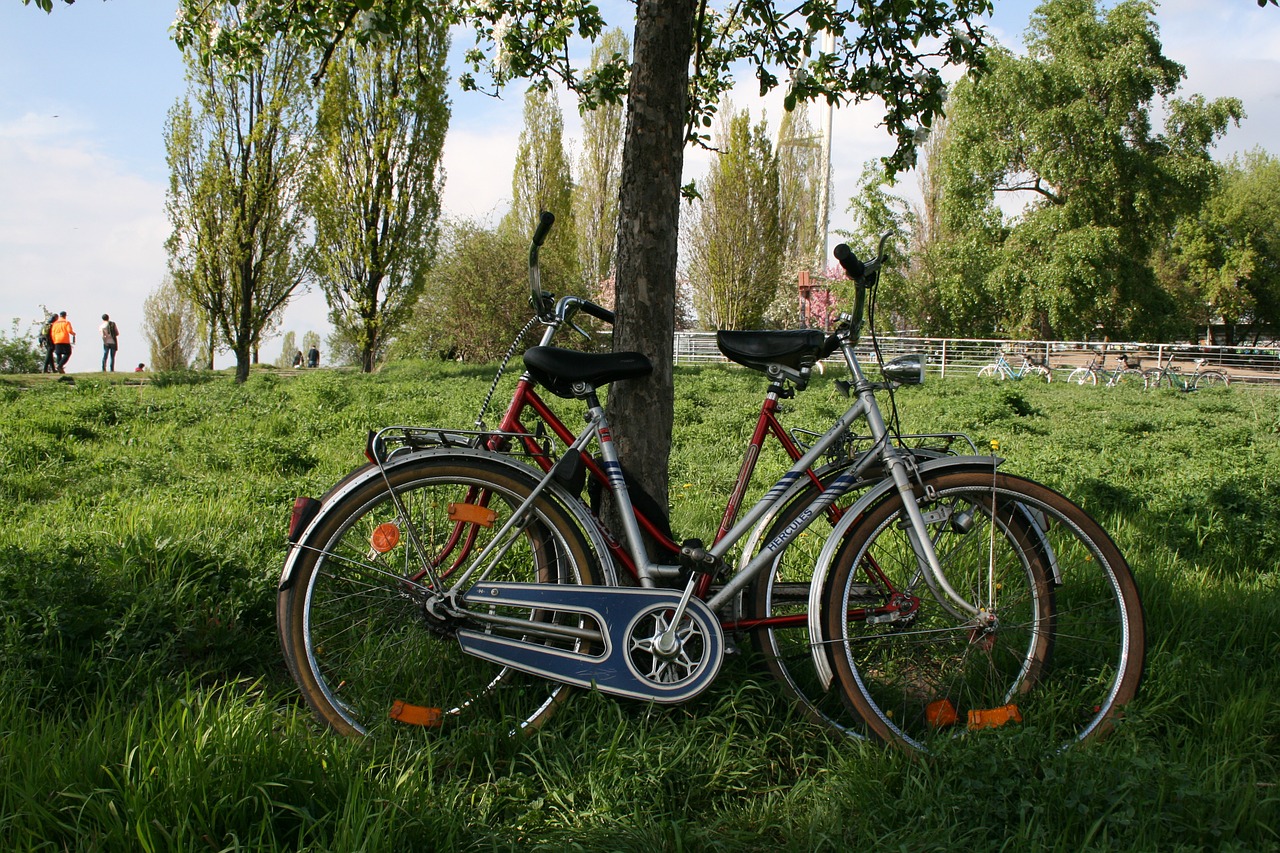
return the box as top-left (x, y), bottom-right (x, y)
top-left (607, 0), bottom-right (695, 528)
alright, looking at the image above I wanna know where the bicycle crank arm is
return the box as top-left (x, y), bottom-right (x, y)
top-left (456, 583), bottom-right (724, 704)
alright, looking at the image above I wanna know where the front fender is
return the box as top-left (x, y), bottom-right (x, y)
top-left (805, 455), bottom-right (1004, 691)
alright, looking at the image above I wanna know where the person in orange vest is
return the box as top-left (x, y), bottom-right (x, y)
top-left (50, 311), bottom-right (76, 374)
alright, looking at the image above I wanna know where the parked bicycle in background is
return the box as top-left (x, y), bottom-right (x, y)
top-left (978, 349), bottom-right (1052, 382)
top-left (1065, 353), bottom-right (1145, 387)
top-left (1143, 351), bottom-right (1230, 390)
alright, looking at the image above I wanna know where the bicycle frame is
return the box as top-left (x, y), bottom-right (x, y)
top-left (418, 241), bottom-right (993, 688)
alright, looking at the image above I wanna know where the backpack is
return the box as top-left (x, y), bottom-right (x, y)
top-left (104, 321), bottom-right (118, 342)
top-left (39, 322), bottom-right (52, 347)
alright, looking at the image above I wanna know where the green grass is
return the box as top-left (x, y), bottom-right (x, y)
top-left (0, 365), bottom-right (1277, 850)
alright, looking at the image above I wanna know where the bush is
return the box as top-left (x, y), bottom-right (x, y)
top-left (0, 319), bottom-right (42, 374)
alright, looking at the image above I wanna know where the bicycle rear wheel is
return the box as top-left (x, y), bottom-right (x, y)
top-left (279, 454), bottom-right (600, 737)
top-left (823, 470), bottom-right (1144, 753)
top-left (1109, 369), bottom-right (1145, 388)
top-left (1141, 369), bottom-right (1172, 389)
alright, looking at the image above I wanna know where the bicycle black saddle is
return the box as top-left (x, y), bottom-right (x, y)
top-left (522, 346), bottom-right (652, 398)
top-left (716, 329), bottom-right (833, 373)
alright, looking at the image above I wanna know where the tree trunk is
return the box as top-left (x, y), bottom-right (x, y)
top-left (606, 0), bottom-right (695, 530)
top-left (234, 342), bottom-right (251, 383)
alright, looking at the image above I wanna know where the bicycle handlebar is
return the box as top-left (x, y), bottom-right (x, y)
top-left (833, 231), bottom-right (892, 284)
top-left (531, 210), bottom-right (555, 248)
top-left (831, 232), bottom-right (892, 346)
top-left (576, 298), bottom-right (615, 325)
top-left (527, 211), bottom-right (615, 331)
top-left (529, 212), bottom-right (556, 320)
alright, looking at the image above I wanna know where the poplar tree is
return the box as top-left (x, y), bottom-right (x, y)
top-left (308, 21), bottom-right (451, 372)
top-left (573, 29), bottom-right (629, 299)
top-left (504, 87), bottom-right (578, 289)
top-left (143, 274), bottom-right (202, 371)
top-left (164, 3), bottom-right (315, 383)
top-left (684, 106), bottom-right (784, 330)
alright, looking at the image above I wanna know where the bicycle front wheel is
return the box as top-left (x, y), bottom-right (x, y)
top-left (745, 463), bottom-right (872, 735)
top-left (823, 470), bottom-right (1144, 753)
top-left (1193, 371), bottom-right (1229, 389)
top-left (1066, 368), bottom-right (1097, 386)
top-left (279, 454), bottom-right (600, 737)
top-left (747, 461), bottom-right (1051, 738)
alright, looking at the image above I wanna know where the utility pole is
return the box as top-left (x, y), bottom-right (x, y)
top-left (816, 30), bottom-right (834, 273)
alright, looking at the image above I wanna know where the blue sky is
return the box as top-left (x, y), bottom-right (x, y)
top-left (1, 1), bottom-right (1277, 370)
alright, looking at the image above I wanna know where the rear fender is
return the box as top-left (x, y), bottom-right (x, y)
top-left (279, 446), bottom-right (617, 590)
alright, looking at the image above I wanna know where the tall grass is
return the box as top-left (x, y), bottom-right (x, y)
top-left (1, 366), bottom-right (1276, 850)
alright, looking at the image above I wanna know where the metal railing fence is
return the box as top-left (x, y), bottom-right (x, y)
top-left (673, 332), bottom-right (1280, 385)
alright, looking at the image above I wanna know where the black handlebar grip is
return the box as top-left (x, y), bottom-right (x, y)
top-left (833, 243), bottom-right (865, 280)
top-left (532, 211), bottom-right (556, 247)
top-left (580, 301), bottom-right (616, 325)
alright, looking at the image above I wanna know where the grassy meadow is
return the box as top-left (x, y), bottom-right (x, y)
top-left (0, 362), bottom-right (1277, 850)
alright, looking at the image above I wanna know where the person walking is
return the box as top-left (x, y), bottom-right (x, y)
top-left (50, 311), bottom-right (76, 374)
top-left (307, 344), bottom-right (319, 369)
top-left (40, 313), bottom-right (57, 373)
top-left (99, 313), bottom-right (120, 372)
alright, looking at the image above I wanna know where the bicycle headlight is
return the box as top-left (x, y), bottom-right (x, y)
top-left (882, 353), bottom-right (926, 386)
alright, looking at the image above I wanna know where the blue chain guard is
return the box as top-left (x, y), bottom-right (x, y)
top-left (457, 582), bottom-right (724, 704)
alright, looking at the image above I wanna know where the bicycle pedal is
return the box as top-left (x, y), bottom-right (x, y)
top-left (679, 538), bottom-right (722, 576)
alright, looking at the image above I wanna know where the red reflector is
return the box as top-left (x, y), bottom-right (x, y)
top-left (288, 497), bottom-right (322, 543)
top-left (370, 523), bottom-right (401, 553)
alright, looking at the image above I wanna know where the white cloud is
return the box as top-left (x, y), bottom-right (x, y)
top-left (439, 127), bottom-right (519, 225)
top-left (0, 114), bottom-right (167, 370)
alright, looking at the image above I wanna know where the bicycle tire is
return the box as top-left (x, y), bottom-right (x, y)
top-left (976, 365), bottom-right (1001, 380)
top-left (1193, 371), bottom-right (1229, 389)
top-left (743, 461), bottom-right (873, 735)
top-left (1108, 369), bottom-right (1145, 388)
top-left (279, 454), bottom-right (601, 737)
top-left (1030, 365), bottom-right (1052, 383)
top-left (823, 470), bottom-right (1144, 753)
top-left (1066, 368), bottom-right (1097, 386)
top-left (1141, 369), bottom-right (1168, 389)
top-left (746, 463), bottom-right (1053, 737)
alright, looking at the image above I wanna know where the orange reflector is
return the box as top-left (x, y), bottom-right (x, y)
top-left (370, 523), bottom-right (401, 553)
top-left (967, 704), bottom-right (1023, 731)
top-left (389, 700), bottom-right (444, 727)
top-left (449, 502), bottom-right (498, 527)
top-left (925, 699), bottom-right (959, 728)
